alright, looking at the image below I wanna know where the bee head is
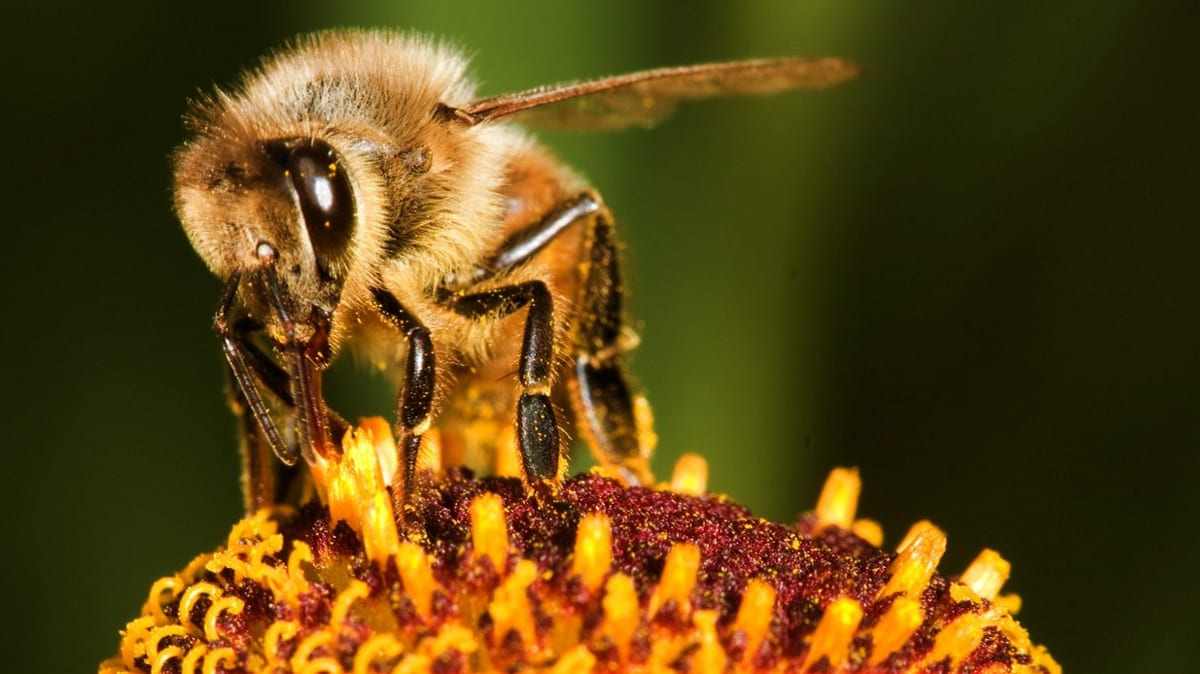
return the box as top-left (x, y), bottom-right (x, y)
top-left (174, 130), bottom-right (358, 349)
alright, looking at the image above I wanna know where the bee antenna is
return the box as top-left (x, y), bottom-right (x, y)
top-left (434, 102), bottom-right (477, 125)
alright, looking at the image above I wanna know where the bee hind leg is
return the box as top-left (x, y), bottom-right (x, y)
top-left (569, 208), bottom-right (656, 484)
top-left (444, 281), bottom-right (562, 486)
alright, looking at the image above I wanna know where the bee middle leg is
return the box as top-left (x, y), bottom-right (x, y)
top-left (369, 287), bottom-right (436, 503)
top-left (443, 281), bottom-right (561, 483)
top-left (456, 191), bottom-right (655, 483)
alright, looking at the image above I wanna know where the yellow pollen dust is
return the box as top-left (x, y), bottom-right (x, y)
top-left (815, 467), bottom-right (860, 529)
top-left (868, 596), bottom-right (923, 666)
top-left (571, 513), bottom-right (613, 592)
top-left (470, 492), bottom-right (510, 573)
top-left (800, 596), bottom-right (863, 672)
top-left (670, 453), bottom-right (709, 495)
top-left (961, 548), bottom-right (1011, 600)
top-left (648, 542), bottom-right (701, 619)
top-left (732, 577), bottom-right (776, 667)
top-left (877, 521), bottom-right (946, 600)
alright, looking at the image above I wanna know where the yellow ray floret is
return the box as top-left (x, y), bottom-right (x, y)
top-left (801, 596), bottom-right (863, 672)
top-left (648, 542), bottom-right (701, 619)
top-left (395, 541), bottom-right (438, 619)
top-left (692, 610), bottom-right (727, 674)
top-left (732, 577), bottom-right (776, 667)
top-left (488, 559), bottom-right (540, 650)
top-left (851, 518), bottom-right (884, 547)
top-left (571, 512), bottom-right (613, 592)
top-left (598, 573), bottom-right (640, 662)
top-left (815, 467), bottom-right (861, 529)
top-left (470, 492), bottom-right (510, 574)
top-left (915, 613), bottom-right (984, 671)
top-left (961, 548), bottom-right (1011, 601)
top-left (868, 596), bottom-right (923, 666)
top-left (878, 521), bottom-right (947, 600)
top-left (669, 453), bottom-right (709, 496)
top-left (323, 424), bottom-right (402, 564)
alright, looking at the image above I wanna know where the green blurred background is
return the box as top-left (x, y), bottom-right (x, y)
top-left (3, 2), bottom-right (1195, 672)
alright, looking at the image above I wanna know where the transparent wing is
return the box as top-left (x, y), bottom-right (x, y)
top-left (458, 57), bottom-right (860, 131)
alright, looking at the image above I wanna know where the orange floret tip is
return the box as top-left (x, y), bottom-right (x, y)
top-left (669, 452), bottom-right (709, 496)
top-left (961, 548), bottom-right (1012, 601)
top-left (570, 512), bottom-right (613, 592)
top-left (815, 466), bottom-right (861, 529)
top-left (648, 542), bottom-right (701, 619)
top-left (469, 492), bottom-right (509, 574)
top-left (100, 421), bottom-right (1058, 673)
top-left (731, 577), bottom-right (776, 667)
top-left (877, 520), bottom-right (947, 601)
top-left (801, 596), bottom-right (863, 672)
top-left (867, 596), bottom-right (923, 666)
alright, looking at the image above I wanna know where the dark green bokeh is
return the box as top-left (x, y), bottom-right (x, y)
top-left (3, 2), bottom-right (1195, 673)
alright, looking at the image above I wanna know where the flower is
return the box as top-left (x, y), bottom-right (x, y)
top-left (99, 420), bottom-right (1058, 673)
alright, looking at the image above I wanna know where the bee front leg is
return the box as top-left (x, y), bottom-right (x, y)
top-left (370, 288), bottom-right (436, 505)
top-left (215, 274), bottom-right (347, 510)
top-left (444, 281), bottom-right (561, 485)
top-left (214, 272), bottom-right (301, 511)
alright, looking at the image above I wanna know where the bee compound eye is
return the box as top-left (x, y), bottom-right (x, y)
top-left (284, 141), bottom-right (356, 265)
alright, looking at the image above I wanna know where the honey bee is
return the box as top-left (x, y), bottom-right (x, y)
top-left (173, 30), bottom-right (857, 511)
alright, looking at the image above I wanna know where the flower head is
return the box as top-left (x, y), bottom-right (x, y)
top-left (100, 421), bottom-right (1058, 673)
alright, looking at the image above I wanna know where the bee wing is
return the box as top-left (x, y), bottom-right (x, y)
top-left (457, 57), bottom-right (859, 131)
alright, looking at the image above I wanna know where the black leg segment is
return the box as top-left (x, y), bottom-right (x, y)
top-left (371, 287), bottom-right (437, 496)
top-left (473, 192), bottom-right (601, 282)
top-left (570, 208), bottom-right (654, 481)
top-left (446, 280), bottom-right (561, 480)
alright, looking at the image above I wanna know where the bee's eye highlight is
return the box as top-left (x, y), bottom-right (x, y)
top-left (289, 142), bottom-right (355, 263)
top-left (263, 139), bottom-right (356, 270)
